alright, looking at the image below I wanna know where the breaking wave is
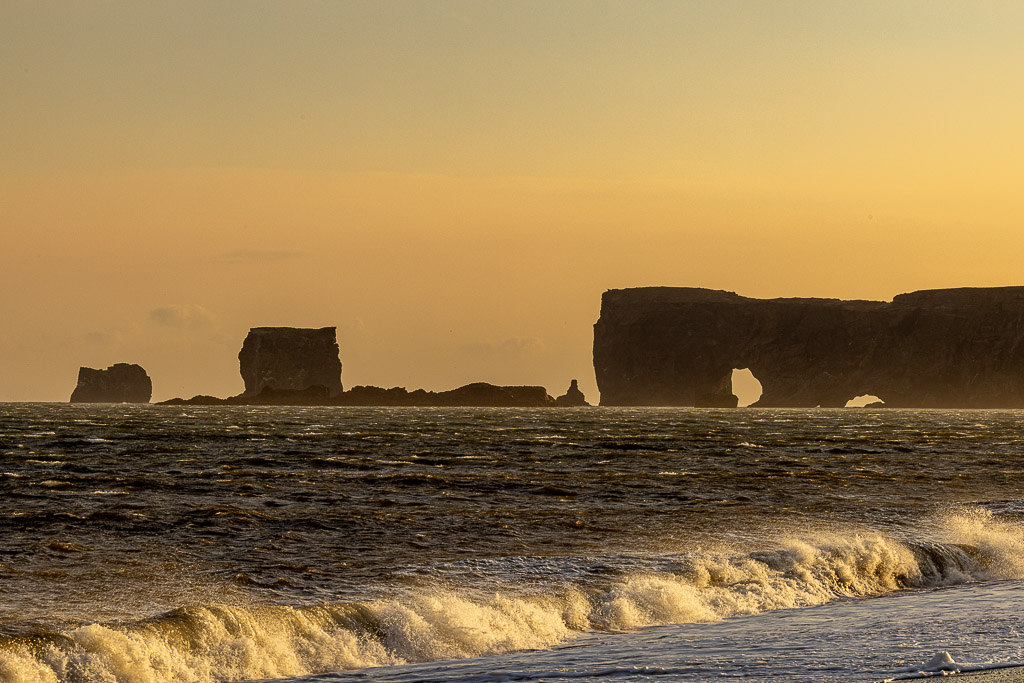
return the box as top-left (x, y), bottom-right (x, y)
top-left (2, 508), bottom-right (1021, 683)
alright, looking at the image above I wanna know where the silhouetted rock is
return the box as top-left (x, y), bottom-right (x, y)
top-left (335, 385), bottom-right (428, 406)
top-left (156, 325), bottom-right (558, 407)
top-left (555, 379), bottom-right (590, 406)
top-left (694, 391), bottom-right (739, 408)
top-left (433, 383), bottom-right (554, 407)
top-left (160, 382), bottom-right (555, 407)
top-left (157, 395), bottom-right (222, 406)
top-left (238, 384), bottom-right (332, 405)
top-left (336, 383), bottom-right (554, 407)
top-left (238, 327), bottom-right (343, 397)
top-left (70, 363), bottom-right (152, 403)
top-left (594, 286), bottom-right (1024, 408)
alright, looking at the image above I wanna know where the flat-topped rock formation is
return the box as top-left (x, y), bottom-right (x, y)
top-left (70, 363), bottom-right (152, 403)
top-left (239, 327), bottom-right (343, 397)
top-left (593, 286), bottom-right (1024, 408)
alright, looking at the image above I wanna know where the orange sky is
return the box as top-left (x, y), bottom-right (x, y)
top-left (3, 2), bottom-right (1024, 402)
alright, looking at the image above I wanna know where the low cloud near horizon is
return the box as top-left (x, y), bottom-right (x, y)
top-left (149, 304), bottom-right (219, 330)
top-left (213, 249), bottom-right (303, 264)
top-left (458, 336), bottom-right (546, 358)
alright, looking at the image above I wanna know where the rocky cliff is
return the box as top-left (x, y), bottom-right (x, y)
top-left (70, 363), bottom-right (152, 403)
top-left (593, 287), bottom-right (1024, 408)
top-left (238, 327), bottom-right (343, 397)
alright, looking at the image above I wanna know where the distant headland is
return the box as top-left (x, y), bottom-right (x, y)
top-left (70, 286), bottom-right (1024, 408)
top-left (594, 286), bottom-right (1024, 408)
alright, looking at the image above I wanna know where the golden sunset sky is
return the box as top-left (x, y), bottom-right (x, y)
top-left (3, 1), bottom-right (1023, 402)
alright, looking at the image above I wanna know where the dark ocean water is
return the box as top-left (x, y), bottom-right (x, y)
top-left (2, 404), bottom-right (1024, 682)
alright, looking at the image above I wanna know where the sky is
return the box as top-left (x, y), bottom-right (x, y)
top-left (3, 1), bottom-right (1024, 402)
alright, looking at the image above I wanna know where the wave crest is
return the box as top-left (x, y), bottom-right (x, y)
top-left (2, 511), bottom-right (1021, 683)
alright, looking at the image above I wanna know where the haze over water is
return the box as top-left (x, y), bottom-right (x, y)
top-left (3, 404), bottom-right (1024, 681)
top-left (5, 2), bottom-right (1024, 401)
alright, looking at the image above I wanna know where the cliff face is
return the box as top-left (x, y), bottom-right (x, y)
top-left (70, 363), bottom-right (152, 403)
top-left (593, 287), bottom-right (1024, 408)
top-left (238, 327), bottom-right (343, 397)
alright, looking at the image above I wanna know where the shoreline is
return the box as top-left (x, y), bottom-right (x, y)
top-left (957, 667), bottom-right (1024, 680)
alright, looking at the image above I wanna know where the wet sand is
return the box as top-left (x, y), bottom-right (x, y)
top-left (959, 667), bottom-right (1024, 681)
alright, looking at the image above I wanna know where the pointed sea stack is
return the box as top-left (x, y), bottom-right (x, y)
top-left (238, 327), bottom-right (343, 398)
top-left (70, 363), bottom-right (153, 403)
top-left (555, 379), bottom-right (590, 406)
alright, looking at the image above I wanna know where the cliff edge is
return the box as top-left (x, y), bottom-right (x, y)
top-left (593, 286), bottom-right (1024, 408)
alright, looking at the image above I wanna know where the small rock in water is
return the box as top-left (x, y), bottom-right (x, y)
top-left (924, 651), bottom-right (956, 671)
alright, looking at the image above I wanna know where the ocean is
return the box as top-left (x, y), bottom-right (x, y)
top-left (1, 404), bottom-right (1023, 682)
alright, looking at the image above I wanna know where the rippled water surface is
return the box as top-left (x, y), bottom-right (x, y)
top-left (2, 404), bottom-right (1023, 681)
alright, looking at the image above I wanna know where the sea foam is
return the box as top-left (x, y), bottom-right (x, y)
top-left (1, 509), bottom-right (1020, 683)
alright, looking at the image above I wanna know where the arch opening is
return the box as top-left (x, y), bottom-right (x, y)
top-left (731, 368), bottom-right (763, 407)
top-left (845, 394), bottom-right (884, 408)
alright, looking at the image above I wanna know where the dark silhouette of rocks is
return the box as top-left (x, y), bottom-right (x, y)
top-left (233, 384), bottom-right (333, 405)
top-left (594, 286), bottom-right (1024, 408)
top-left (160, 382), bottom-right (555, 407)
top-left (157, 394), bottom-right (223, 406)
top-left (555, 379), bottom-right (590, 406)
top-left (70, 363), bottom-right (152, 403)
top-left (238, 327), bottom-right (343, 397)
top-left (338, 382), bottom-right (554, 407)
top-left (429, 383), bottom-right (553, 407)
top-left (156, 325), bottom-right (559, 407)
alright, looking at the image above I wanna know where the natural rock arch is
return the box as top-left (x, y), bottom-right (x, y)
top-left (593, 287), bottom-right (1024, 408)
top-left (730, 368), bottom-right (763, 407)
